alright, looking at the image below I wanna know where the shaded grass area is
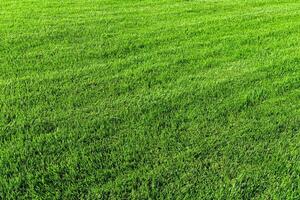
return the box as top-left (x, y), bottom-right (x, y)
top-left (1, 0), bottom-right (300, 199)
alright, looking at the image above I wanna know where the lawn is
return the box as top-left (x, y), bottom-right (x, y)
top-left (1, 0), bottom-right (300, 199)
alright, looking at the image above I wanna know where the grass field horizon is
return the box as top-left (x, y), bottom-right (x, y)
top-left (1, 0), bottom-right (300, 199)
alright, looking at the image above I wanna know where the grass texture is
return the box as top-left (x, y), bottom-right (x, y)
top-left (1, 0), bottom-right (300, 199)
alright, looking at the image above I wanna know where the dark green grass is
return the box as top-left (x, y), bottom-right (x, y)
top-left (1, 0), bottom-right (300, 199)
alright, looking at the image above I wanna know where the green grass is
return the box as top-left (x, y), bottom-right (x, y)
top-left (1, 0), bottom-right (300, 199)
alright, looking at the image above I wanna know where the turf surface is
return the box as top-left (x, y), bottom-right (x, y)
top-left (1, 0), bottom-right (300, 199)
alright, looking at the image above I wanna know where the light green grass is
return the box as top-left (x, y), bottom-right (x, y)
top-left (1, 0), bottom-right (300, 199)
